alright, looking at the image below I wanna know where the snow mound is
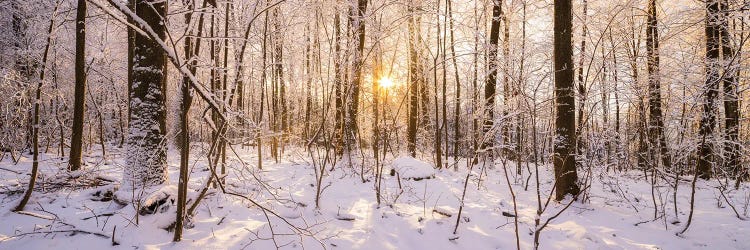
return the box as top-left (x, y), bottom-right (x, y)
top-left (391, 157), bottom-right (435, 180)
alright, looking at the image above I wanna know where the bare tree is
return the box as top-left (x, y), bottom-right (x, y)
top-left (14, 2), bottom-right (58, 212)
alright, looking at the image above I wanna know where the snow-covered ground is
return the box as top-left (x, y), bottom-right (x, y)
top-left (1, 146), bottom-right (749, 249)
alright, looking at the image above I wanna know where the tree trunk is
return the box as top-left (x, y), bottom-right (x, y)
top-left (576, 0), bottom-right (587, 158)
top-left (501, 2), bottom-right (512, 160)
top-left (175, 0), bottom-right (209, 240)
top-left (334, 5), bottom-right (345, 156)
top-left (646, 0), bottom-right (670, 170)
top-left (433, 0), bottom-right (443, 169)
top-left (258, 9), bottom-right (269, 170)
top-left (471, 0), bottom-right (480, 163)
top-left (609, 29), bottom-right (622, 169)
top-left (124, 0), bottom-right (169, 189)
top-left (697, 0), bottom-right (722, 180)
top-left (483, 0), bottom-right (502, 161)
top-left (68, 0), bottom-right (87, 172)
top-left (273, 8), bottom-right (287, 156)
top-left (345, 0), bottom-right (368, 153)
top-left (407, 1), bottom-right (420, 157)
top-left (15, 3), bottom-right (57, 211)
top-left (718, 0), bottom-right (741, 182)
top-left (448, 0), bottom-right (461, 161)
top-left (553, 0), bottom-right (580, 201)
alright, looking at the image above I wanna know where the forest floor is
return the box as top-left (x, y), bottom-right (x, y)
top-left (0, 145), bottom-right (749, 249)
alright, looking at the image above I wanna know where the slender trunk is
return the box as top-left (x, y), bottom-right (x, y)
top-left (304, 25), bottom-right (312, 140)
top-left (15, 3), bottom-right (57, 211)
top-left (174, 0), bottom-right (207, 240)
top-left (483, 0), bottom-right (502, 161)
top-left (334, 4), bottom-right (345, 156)
top-left (646, 0), bottom-right (670, 170)
top-left (258, 9), bottom-right (269, 170)
top-left (434, 0), bottom-right (443, 169)
top-left (576, 0), bottom-right (587, 157)
top-left (273, 8), bottom-right (287, 156)
top-left (68, 0), bottom-right (87, 171)
top-left (441, 0), bottom-right (448, 168)
top-left (501, 2), bottom-right (511, 160)
top-left (346, 0), bottom-right (368, 151)
top-left (448, 0), bottom-right (461, 162)
top-left (609, 29), bottom-right (621, 169)
top-left (407, 2), bottom-right (420, 157)
top-left (471, 0), bottom-right (479, 164)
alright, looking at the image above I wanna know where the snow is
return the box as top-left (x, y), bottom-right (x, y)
top-left (391, 156), bottom-right (435, 180)
top-left (0, 147), bottom-right (749, 249)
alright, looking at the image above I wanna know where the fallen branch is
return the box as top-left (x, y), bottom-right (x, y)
top-left (2, 230), bottom-right (110, 241)
top-left (15, 210), bottom-right (55, 220)
top-left (0, 167), bottom-right (23, 174)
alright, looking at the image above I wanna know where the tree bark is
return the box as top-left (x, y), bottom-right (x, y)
top-left (407, 1), bottom-right (420, 157)
top-left (68, 0), bottom-right (87, 172)
top-left (718, 0), bottom-right (741, 181)
top-left (646, 0), bottom-right (670, 170)
top-left (553, 0), bottom-right (579, 200)
top-left (175, 0), bottom-right (209, 240)
top-left (124, 0), bottom-right (169, 189)
top-left (448, 0), bottom-right (461, 161)
top-left (697, 0), bottom-right (722, 180)
top-left (334, 4), bottom-right (345, 156)
top-left (483, 0), bottom-right (502, 160)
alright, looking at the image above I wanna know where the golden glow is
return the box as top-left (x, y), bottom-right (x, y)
top-left (378, 77), bottom-right (395, 89)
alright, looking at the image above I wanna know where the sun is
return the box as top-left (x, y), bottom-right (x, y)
top-left (378, 77), bottom-right (395, 89)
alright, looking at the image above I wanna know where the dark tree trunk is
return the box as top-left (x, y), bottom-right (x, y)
top-left (124, 0), bottom-right (169, 189)
top-left (407, 2), bottom-right (420, 157)
top-left (646, 0), bottom-right (670, 170)
top-left (175, 0), bottom-right (209, 240)
top-left (608, 30), bottom-right (622, 168)
top-left (718, 0), bottom-right (741, 182)
top-left (334, 6), bottom-right (345, 156)
top-left (553, 0), bottom-right (579, 201)
top-left (345, 0), bottom-right (368, 151)
top-left (68, 0), bottom-right (87, 172)
top-left (448, 0), bottom-right (461, 161)
top-left (433, 0), bottom-right (443, 169)
top-left (483, 0), bottom-right (502, 160)
top-left (257, 9), bottom-right (269, 170)
top-left (471, 0), bottom-right (479, 163)
top-left (304, 25), bottom-right (312, 140)
top-left (697, 0), bottom-right (722, 180)
top-left (273, 8), bottom-right (287, 157)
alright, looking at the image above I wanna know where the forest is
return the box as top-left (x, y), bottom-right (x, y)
top-left (0, 0), bottom-right (749, 249)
